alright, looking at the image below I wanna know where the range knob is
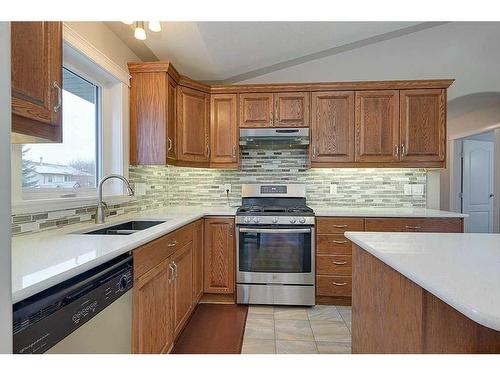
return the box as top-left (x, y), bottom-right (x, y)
top-left (299, 217), bottom-right (306, 224)
top-left (271, 217), bottom-right (278, 224)
top-left (289, 217), bottom-right (297, 224)
top-left (244, 217), bottom-right (250, 224)
top-left (253, 217), bottom-right (260, 224)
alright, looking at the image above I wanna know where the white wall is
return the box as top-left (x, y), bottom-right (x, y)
top-left (0, 22), bottom-right (12, 354)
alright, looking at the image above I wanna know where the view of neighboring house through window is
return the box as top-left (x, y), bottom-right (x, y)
top-left (22, 68), bottom-right (100, 198)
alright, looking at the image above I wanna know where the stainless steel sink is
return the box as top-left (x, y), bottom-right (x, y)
top-left (79, 220), bottom-right (166, 235)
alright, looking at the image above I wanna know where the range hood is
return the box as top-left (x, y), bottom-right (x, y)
top-left (239, 128), bottom-right (309, 147)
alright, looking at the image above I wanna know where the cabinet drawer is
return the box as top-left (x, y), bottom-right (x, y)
top-left (365, 218), bottom-right (463, 233)
top-left (134, 225), bottom-right (194, 279)
top-left (316, 276), bottom-right (352, 297)
top-left (317, 255), bottom-right (352, 276)
top-left (317, 234), bottom-right (352, 255)
top-left (317, 217), bottom-right (364, 234)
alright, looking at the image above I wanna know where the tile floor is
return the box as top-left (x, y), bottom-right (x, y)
top-left (242, 305), bottom-right (352, 354)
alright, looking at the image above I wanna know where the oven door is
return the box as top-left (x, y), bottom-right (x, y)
top-left (236, 226), bottom-right (315, 285)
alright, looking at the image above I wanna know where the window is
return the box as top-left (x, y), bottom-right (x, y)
top-left (21, 68), bottom-right (101, 199)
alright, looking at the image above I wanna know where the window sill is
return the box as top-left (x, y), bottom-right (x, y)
top-left (11, 195), bottom-right (134, 215)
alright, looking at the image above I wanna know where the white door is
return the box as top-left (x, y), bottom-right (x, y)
top-left (462, 140), bottom-right (495, 233)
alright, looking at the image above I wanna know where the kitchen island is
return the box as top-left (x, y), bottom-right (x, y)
top-left (344, 232), bottom-right (500, 353)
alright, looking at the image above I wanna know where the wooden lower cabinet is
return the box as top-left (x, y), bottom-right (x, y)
top-left (172, 241), bottom-right (194, 337)
top-left (192, 220), bottom-right (204, 303)
top-left (315, 216), bottom-right (464, 305)
top-left (133, 257), bottom-right (173, 354)
top-left (204, 217), bottom-right (235, 295)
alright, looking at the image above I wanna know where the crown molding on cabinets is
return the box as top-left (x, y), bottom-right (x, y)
top-left (63, 23), bottom-right (131, 86)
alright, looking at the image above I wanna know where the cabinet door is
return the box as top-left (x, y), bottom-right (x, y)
top-left (177, 86), bottom-right (210, 162)
top-left (355, 90), bottom-right (399, 162)
top-left (133, 258), bottom-right (173, 354)
top-left (11, 22), bottom-right (62, 142)
top-left (172, 241), bottom-right (194, 337)
top-left (274, 92), bottom-right (310, 127)
top-left (192, 220), bottom-right (204, 303)
top-left (400, 89), bottom-right (446, 162)
top-left (167, 75), bottom-right (178, 163)
top-left (239, 93), bottom-right (273, 127)
top-left (311, 91), bottom-right (355, 163)
top-left (129, 72), bottom-right (167, 165)
top-left (204, 217), bottom-right (235, 294)
top-left (210, 94), bottom-right (238, 165)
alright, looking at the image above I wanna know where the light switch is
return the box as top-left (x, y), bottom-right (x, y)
top-left (134, 183), bottom-right (146, 196)
top-left (329, 184), bottom-right (338, 195)
top-left (412, 184), bottom-right (425, 196)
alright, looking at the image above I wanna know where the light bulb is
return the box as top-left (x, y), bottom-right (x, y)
top-left (148, 21), bottom-right (161, 32)
top-left (134, 22), bottom-right (147, 40)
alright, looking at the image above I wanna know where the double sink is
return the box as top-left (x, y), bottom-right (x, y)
top-left (78, 220), bottom-right (167, 236)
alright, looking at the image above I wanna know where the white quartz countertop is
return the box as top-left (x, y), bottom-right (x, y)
top-left (11, 206), bottom-right (236, 304)
top-left (344, 231), bottom-right (500, 331)
top-left (312, 207), bottom-right (466, 218)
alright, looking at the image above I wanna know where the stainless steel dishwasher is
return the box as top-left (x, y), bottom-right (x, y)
top-left (13, 253), bottom-right (133, 354)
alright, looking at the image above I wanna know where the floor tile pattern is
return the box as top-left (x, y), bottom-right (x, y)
top-left (241, 305), bottom-right (352, 354)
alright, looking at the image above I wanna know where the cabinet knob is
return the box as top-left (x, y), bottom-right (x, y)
top-left (167, 240), bottom-right (178, 247)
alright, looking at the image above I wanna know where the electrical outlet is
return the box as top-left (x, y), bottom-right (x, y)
top-left (224, 184), bottom-right (232, 194)
top-left (329, 184), bottom-right (338, 195)
top-left (412, 184), bottom-right (424, 196)
top-left (134, 183), bottom-right (146, 196)
top-left (404, 184), bottom-right (412, 196)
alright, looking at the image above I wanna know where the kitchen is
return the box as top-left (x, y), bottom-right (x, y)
top-left (1, 2), bottom-right (500, 372)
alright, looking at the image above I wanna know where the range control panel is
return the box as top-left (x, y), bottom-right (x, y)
top-left (260, 185), bottom-right (287, 194)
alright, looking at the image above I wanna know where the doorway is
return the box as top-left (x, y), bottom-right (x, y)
top-left (460, 132), bottom-right (496, 232)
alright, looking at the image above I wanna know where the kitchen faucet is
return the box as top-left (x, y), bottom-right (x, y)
top-left (95, 174), bottom-right (135, 224)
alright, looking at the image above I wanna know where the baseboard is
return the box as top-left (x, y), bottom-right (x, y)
top-left (200, 293), bottom-right (236, 304)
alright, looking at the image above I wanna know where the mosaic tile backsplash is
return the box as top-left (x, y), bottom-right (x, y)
top-left (12, 148), bottom-right (426, 235)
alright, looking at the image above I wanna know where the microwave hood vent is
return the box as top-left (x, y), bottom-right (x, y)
top-left (239, 128), bottom-right (309, 147)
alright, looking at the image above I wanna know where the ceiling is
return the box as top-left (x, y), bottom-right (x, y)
top-left (107, 22), bottom-right (432, 82)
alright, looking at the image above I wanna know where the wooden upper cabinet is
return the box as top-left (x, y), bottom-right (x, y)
top-left (274, 92), bottom-right (310, 127)
top-left (210, 94), bottom-right (238, 166)
top-left (11, 22), bottom-right (62, 143)
top-left (239, 93), bottom-right (273, 127)
top-left (133, 258), bottom-right (173, 354)
top-left (355, 90), bottom-right (399, 162)
top-left (167, 76), bottom-right (178, 162)
top-left (400, 89), bottom-right (446, 162)
top-left (177, 86), bottom-right (210, 163)
top-left (172, 241), bottom-right (194, 337)
top-left (311, 91), bottom-right (355, 163)
top-left (204, 217), bottom-right (235, 294)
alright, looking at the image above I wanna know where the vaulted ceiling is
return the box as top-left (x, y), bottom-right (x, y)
top-left (106, 22), bottom-right (442, 83)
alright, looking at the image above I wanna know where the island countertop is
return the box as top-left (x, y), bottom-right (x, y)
top-left (344, 231), bottom-right (500, 331)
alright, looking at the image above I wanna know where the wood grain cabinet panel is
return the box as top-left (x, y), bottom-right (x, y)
top-left (167, 76), bottom-right (178, 162)
top-left (177, 86), bottom-right (210, 163)
top-left (192, 220), bottom-right (204, 304)
top-left (365, 218), bottom-right (463, 233)
top-left (316, 276), bottom-right (352, 297)
top-left (204, 217), bottom-right (235, 294)
top-left (355, 90), bottom-right (399, 162)
top-left (311, 91), bottom-right (355, 163)
top-left (210, 94), bottom-right (238, 166)
top-left (400, 89), bottom-right (446, 163)
top-left (11, 21), bottom-right (62, 142)
top-left (317, 255), bottom-right (352, 276)
top-left (317, 234), bottom-right (352, 255)
top-left (274, 92), bottom-right (310, 127)
top-left (172, 241), bottom-right (194, 337)
top-left (316, 217), bottom-right (364, 234)
top-left (133, 258), bottom-right (173, 354)
top-left (239, 93), bottom-right (273, 127)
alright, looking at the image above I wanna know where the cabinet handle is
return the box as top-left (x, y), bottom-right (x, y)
top-left (333, 224), bottom-right (348, 228)
top-left (332, 240), bottom-right (348, 244)
top-left (167, 240), bottom-right (178, 247)
top-left (332, 282), bottom-right (348, 286)
top-left (168, 137), bottom-right (173, 151)
top-left (405, 225), bottom-right (422, 230)
top-left (172, 261), bottom-right (178, 280)
top-left (206, 145), bottom-right (210, 157)
top-left (394, 145), bottom-right (399, 158)
top-left (401, 143), bottom-right (407, 157)
top-left (332, 261), bottom-right (348, 265)
top-left (312, 146), bottom-right (317, 158)
top-left (52, 81), bottom-right (62, 113)
top-left (168, 263), bottom-right (175, 282)
top-left (232, 145), bottom-right (236, 157)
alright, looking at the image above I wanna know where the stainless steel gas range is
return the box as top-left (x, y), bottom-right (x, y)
top-left (236, 184), bottom-right (315, 306)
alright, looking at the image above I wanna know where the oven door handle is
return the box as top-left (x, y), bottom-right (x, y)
top-left (238, 228), bottom-right (312, 234)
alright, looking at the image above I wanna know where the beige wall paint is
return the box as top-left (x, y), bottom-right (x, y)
top-left (64, 22), bottom-right (140, 71)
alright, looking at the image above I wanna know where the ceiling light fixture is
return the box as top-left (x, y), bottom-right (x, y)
top-left (148, 21), bottom-right (161, 33)
top-left (134, 22), bottom-right (147, 41)
top-left (122, 21), bottom-right (134, 25)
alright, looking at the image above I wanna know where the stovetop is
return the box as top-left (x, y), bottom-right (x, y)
top-left (237, 204), bottom-right (314, 216)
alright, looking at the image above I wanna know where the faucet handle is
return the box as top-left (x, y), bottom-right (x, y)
top-left (102, 201), bottom-right (108, 212)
